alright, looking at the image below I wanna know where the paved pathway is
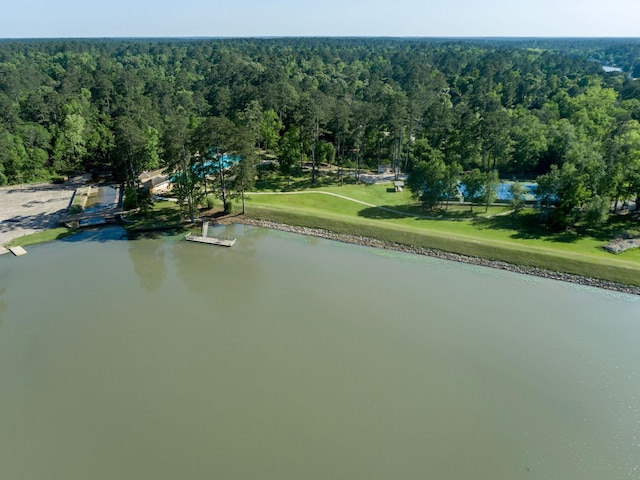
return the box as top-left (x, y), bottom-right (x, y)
top-left (0, 182), bottom-right (77, 246)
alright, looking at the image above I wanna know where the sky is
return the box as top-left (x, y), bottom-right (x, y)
top-left (1, 0), bottom-right (639, 38)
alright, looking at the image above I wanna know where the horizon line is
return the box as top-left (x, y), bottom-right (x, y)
top-left (2, 35), bottom-right (640, 41)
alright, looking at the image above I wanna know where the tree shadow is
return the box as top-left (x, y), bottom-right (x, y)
top-left (357, 206), bottom-right (408, 220)
top-left (357, 204), bottom-right (490, 221)
top-left (0, 211), bottom-right (66, 235)
top-left (473, 213), bottom-right (581, 243)
top-left (60, 226), bottom-right (129, 243)
top-left (255, 169), bottom-right (348, 192)
top-left (581, 215), bottom-right (640, 242)
top-left (475, 211), bottom-right (640, 245)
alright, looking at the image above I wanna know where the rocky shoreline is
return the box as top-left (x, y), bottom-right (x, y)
top-left (231, 217), bottom-right (640, 296)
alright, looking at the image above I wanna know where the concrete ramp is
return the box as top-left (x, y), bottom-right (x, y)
top-left (9, 246), bottom-right (27, 256)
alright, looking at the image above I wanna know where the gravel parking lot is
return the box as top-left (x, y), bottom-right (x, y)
top-left (0, 182), bottom-right (79, 247)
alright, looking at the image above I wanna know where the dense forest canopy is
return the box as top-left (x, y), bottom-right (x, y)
top-left (1, 37), bottom-right (639, 225)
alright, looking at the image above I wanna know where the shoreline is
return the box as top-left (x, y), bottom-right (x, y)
top-left (229, 217), bottom-right (640, 296)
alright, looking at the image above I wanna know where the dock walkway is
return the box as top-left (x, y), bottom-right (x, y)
top-left (185, 221), bottom-right (236, 247)
top-left (185, 233), bottom-right (236, 247)
top-left (59, 207), bottom-right (123, 225)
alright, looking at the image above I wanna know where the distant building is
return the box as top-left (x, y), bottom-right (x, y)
top-left (139, 169), bottom-right (172, 195)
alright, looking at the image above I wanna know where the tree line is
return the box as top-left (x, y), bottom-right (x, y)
top-left (0, 37), bottom-right (639, 227)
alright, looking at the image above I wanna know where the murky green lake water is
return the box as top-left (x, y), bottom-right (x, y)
top-left (1, 225), bottom-right (639, 479)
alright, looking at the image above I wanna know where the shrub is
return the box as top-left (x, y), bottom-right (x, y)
top-left (123, 186), bottom-right (139, 210)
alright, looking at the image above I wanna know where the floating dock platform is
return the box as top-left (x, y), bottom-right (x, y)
top-left (9, 246), bottom-right (27, 256)
top-left (185, 233), bottom-right (236, 247)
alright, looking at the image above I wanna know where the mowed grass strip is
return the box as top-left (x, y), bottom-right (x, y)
top-left (244, 191), bottom-right (640, 287)
top-left (5, 227), bottom-right (76, 248)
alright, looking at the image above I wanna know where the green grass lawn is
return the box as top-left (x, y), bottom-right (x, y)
top-left (123, 200), bottom-right (186, 231)
top-left (243, 184), bottom-right (640, 286)
top-left (5, 227), bottom-right (76, 248)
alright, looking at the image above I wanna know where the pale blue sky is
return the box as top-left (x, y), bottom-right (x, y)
top-left (1, 0), bottom-right (638, 38)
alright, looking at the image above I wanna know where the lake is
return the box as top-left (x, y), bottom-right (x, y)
top-left (1, 225), bottom-right (639, 479)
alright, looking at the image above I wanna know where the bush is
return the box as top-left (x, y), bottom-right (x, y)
top-left (206, 195), bottom-right (216, 209)
top-left (123, 186), bottom-right (139, 210)
top-left (583, 195), bottom-right (610, 228)
top-left (224, 201), bottom-right (234, 214)
top-left (123, 186), bottom-right (152, 212)
top-left (137, 189), bottom-right (152, 213)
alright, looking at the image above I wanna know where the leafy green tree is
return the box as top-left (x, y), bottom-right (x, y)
top-left (172, 163), bottom-right (203, 222)
top-left (553, 162), bottom-right (591, 228)
top-left (442, 163), bottom-right (463, 209)
top-left (509, 108), bottom-right (548, 175)
top-left (479, 102), bottom-right (513, 172)
top-left (566, 84), bottom-right (619, 142)
top-left (0, 128), bottom-right (27, 185)
top-left (407, 157), bottom-right (448, 210)
top-left (258, 109), bottom-right (282, 152)
top-left (583, 195), bottom-right (610, 228)
top-left (232, 155), bottom-right (257, 214)
top-left (242, 99), bottom-right (263, 147)
top-left (52, 111), bottom-right (87, 172)
top-left (113, 117), bottom-right (161, 190)
top-left (278, 127), bottom-right (301, 185)
top-left (536, 165), bottom-right (561, 222)
top-left (191, 116), bottom-right (236, 206)
top-left (510, 181), bottom-right (526, 213)
top-left (316, 140), bottom-right (335, 166)
top-left (15, 123), bottom-right (51, 181)
top-left (463, 168), bottom-right (485, 212)
top-left (482, 170), bottom-right (500, 212)
top-left (607, 120), bottom-right (640, 210)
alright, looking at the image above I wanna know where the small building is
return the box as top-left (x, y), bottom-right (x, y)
top-left (148, 176), bottom-right (172, 195)
top-left (139, 169), bottom-right (173, 195)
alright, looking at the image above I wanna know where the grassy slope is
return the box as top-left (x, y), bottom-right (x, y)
top-left (5, 227), bottom-right (76, 248)
top-left (244, 183), bottom-right (640, 286)
top-left (122, 201), bottom-right (186, 231)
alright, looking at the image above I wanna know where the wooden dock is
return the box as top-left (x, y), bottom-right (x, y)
top-left (185, 233), bottom-right (236, 247)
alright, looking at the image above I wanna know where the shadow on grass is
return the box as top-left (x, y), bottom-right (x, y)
top-left (126, 204), bottom-right (183, 224)
top-left (474, 211), bottom-right (640, 244)
top-left (256, 170), bottom-right (357, 192)
top-left (473, 212), bottom-right (581, 243)
top-left (357, 204), bottom-right (492, 221)
top-left (581, 215), bottom-right (640, 242)
top-left (357, 206), bottom-right (409, 220)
